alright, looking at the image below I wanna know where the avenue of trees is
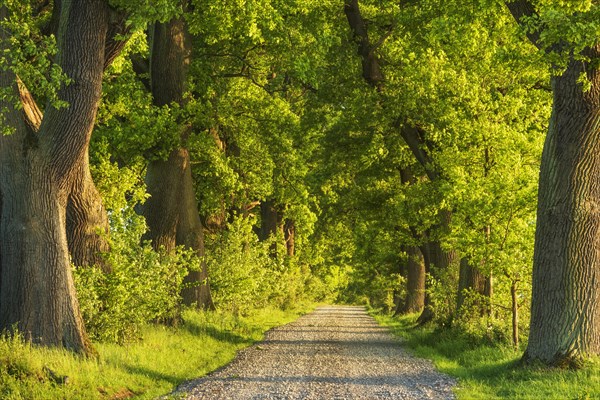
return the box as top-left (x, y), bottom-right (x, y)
top-left (0, 0), bottom-right (598, 368)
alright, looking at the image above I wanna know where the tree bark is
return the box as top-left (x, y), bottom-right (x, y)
top-left (259, 200), bottom-right (283, 257)
top-left (505, 1), bottom-right (600, 366)
top-left (343, 0), bottom-right (384, 88)
top-left (402, 245), bottom-right (425, 314)
top-left (511, 280), bottom-right (519, 349)
top-left (417, 213), bottom-right (457, 325)
top-left (66, 157), bottom-right (110, 271)
top-left (143, 13), bottom-right (215, 309)
top-left (0, 0), bottom-right (112, 355)
top-left (522, 52), bottom-right (600, 367)
top-left (259, 200), bottom-right (280, 241)
top-left (456, 257), bottom-right (486, 313)
top-left (143, 149), bottom-right (215, 310)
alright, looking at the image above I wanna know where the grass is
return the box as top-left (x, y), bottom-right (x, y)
top-left (0, 304), bottom-right (314, 399)
top-left (374, 312), bottom-right (600, 400)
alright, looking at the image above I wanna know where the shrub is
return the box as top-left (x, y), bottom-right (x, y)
top-left (206, 215), bottom-right (309, 314)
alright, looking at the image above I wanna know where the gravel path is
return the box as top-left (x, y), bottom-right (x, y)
top-left (172, 305), bottom-right (456, 399)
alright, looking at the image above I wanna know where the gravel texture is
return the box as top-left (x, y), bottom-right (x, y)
top-left (172, 305), bottom-right (456, 399)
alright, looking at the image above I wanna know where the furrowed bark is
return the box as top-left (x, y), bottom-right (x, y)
top-left (0, 0), bottom-right (112, 355)
top-left (522, 52), bottom-right (600, 367)
top-left (66, 157), bottom-right (110, 271)
top-left (505, 0), bottom-right (600, 366)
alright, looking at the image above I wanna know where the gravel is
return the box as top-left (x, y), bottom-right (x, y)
top-left (171, 305), bottom-right (456, 399)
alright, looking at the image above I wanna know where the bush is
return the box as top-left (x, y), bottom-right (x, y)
top-left (74, 242), bottom-right (190, 344)
top-left (76, 147), bottom-right (194, 343)
top-left (206, 215), bottom-right (309, 314)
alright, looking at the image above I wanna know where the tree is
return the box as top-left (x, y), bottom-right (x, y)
top-left (506, 0), bottom-right (600, 367)
top-left (0, 0), bottom-right (122, 355)
top-left (343, 0), bottom-right (457, 323)
top-left (140, 12), bottom-right (215, 310)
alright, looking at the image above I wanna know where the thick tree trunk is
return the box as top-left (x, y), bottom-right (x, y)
top-left (176, 149), bottom-right (215, 309)
top-left (143, 14), bottom-right (215, 309)
top-left (402, 246), bottom-right (425, 314)
top-left (259, 200), bottom-right (282, 241)
top-left (417, 212), bottom-right (457, 325)
top-left (143, 149), bottom-right (215, 310)
top-left (260, 200), bottom-right (283, 257)
top-left (523, 54), bottom-right (600, 367)
top-left (0, 0), bottom-right (111, 355)
top-left (0, 156), bottom-right (92, 353)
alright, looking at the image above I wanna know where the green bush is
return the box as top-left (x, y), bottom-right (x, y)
top-left (73, 243), bottom-right (190, 344)
top-left (206, 215), bottom-right (309, 314)
top-left (76, 145), bottom-right (194, 343)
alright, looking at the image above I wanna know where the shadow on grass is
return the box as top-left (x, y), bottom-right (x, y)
top-left (183, 320), bottom-right (254, 346)
top-left (122, 363), bottom-right (183, 386)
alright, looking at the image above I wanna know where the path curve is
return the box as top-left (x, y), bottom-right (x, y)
top-left (173, 305), bottom-right (456, 399)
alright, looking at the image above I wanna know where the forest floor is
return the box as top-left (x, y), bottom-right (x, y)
top-left (171, 305), bottom-right (456, 399)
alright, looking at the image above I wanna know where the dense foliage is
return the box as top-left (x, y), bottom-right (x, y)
top-left (2, 0), bottom-right (599, 372)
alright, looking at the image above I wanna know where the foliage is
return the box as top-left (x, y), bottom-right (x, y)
top-left (77, 145), bottom-right (190, 344)
top-left (0, 0), bottom-right (70, 134)
top-left (3, 0), bottom-right (597, 379)
top-left (73, 243), bottom-right (191, 344)
top-left (206, 215), bottom-right (309, 314)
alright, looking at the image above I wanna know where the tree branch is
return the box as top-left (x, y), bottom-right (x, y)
top-left (370, 24), bottom-right (394, 54)
top-left (399, 125), bottom-right (439, 181)
top-left (16, 76), bottom-right (43, 132)
top-left (104, 7), bottom-right (130, 70)
top-left (344, 0), bottom-right (384, 88)
top-left (504, 0), bottom-right (542, 49)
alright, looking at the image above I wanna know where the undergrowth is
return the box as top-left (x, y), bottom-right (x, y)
top-left (375, 312), bottom-right (600, 400)
top-left (0, 304), bottom-right (313, 400)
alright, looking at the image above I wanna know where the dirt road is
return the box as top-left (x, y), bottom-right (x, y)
top-left (173, 305), bottom-right (456, 399)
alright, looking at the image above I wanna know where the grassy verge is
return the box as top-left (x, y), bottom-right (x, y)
top-left (375, 312), bottom-right (600, 400)
top-left (0, 304), bottom-right (314, 399)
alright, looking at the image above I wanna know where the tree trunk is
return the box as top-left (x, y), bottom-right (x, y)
top-left (176, 149), bottom-right (215, 309)
top-left (143, 14), bottom-right (215, 309)
top-left (417, 212), bottom-right (457, 325)
top-left (402, 245), bottom-right (425, 314)
top-left (511, 280), bottom-right (519, 349)
top-left (260, 200), bottom-right (283, 257)
top-left (343, 0), bottom-right (384, 88)
top-left (456, 257), bottom-right (487, 313)
top-left (0, 156), bottom-right (93, 353)
top-left (143, 149), bottom-right (215, 310)
top-left (522, 53), bottom-right (600, 367)
top-left (0, 0), bottom-right (112, 355)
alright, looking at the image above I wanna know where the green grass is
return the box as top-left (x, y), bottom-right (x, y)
top-left (375, 313), bottom-right (600, 400)
top-left (0, 304), bottom-right (314, 399)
